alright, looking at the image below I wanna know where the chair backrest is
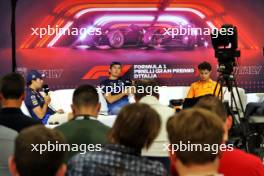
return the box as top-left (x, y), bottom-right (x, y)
top-left (247, 93), bottom-right (264, 104)
top-left (159, 86), bottom-right (189, 106)
top-left (97, 87), bottom-right (108, 113)
top-left (50, 89), bottom-right (108, 113)
top-left (222, 87), bottom-right (247, 111)
top-left (49, 90), bottom-right (74, 112)
top-left (21, 101), bottom-right (31, 117)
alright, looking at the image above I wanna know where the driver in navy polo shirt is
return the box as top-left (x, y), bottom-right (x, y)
top-left (24, 70), bottom-right (58, 124)
top-left (99, 62), bottom-right (130, 115)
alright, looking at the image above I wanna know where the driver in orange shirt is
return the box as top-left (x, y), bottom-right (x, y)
top-left (187, 61), bottom-right (220, 98)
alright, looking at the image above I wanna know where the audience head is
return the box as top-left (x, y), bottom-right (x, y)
top-left (71, 84), bottom-right (100, 117)
top-left (134, 79), bottom-right (159, 101)
top-left (26, 70), bottom-right (44, 89)
top-left (0, 73), bottom-right (25, 104)
top-left (108, 103), bottom-right (161, 151)
top-left (167, 108), bottom-right (224, 169)
top-left (195, 95), bottom-right (233, 141)
top-left (109, 61), bottom-right (122, 78)
top-left (198, 61), bottom-right (212, 81)
top-left (9, 125), bottom-right (66, 176)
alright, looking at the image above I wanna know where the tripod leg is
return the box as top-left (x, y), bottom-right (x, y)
top-left (233, 78), bottom-right (246, 117)
top-left (219, 79), bottom-right (224, 100)
top-left (224, 76), bottom-right (241, 120)
top-left (214, 75), bottom-right (221, 96)
top-left (230, 88), bottom-right (241, 120)
top-left (214, 74), bottom-right (223, 100)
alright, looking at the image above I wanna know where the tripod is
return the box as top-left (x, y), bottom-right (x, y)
top-left (214, 72), bottom-right (249, 151)
top-left (214, 72), bottom-right (245, 119)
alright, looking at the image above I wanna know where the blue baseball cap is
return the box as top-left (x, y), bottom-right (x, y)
top-left (26, 70), bottom-right (45, 83)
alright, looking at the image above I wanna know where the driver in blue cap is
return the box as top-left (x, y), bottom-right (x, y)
top-left (25, 70), bottom-right (62, 124)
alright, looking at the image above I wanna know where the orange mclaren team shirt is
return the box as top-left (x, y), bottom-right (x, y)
top-left (187, 79), bottom-right (220, 98)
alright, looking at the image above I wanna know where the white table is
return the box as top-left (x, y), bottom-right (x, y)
top-left (46, 114), bottom-right (117, 129)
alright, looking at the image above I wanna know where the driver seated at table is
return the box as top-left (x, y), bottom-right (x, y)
top-left (187, 61), bottom-right (220, 98)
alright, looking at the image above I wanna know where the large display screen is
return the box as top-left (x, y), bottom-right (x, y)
top-left (0, 0), bottom-right (263, 92)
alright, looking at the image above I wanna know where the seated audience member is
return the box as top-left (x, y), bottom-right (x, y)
top-left (99, 62), bottom-right (130, 115)
top-left (8, 125), bottom-right (66, 176)
top-left (56, 84), bottom-right (110, 161)
top-left (0, 126), bottom-right (17, 176)
top-left (0, 73), bottom-right (40, 132)
top-left (134, 79), bottom-right (175, 171)
top-left (167, 108), bottom-right (224, 176)
top-left (195, 96), bottom-right (264, 176)
top-left (187, 61), bottom-right (220, 98)
top-left (67, 103), bottom-right (167, 176)
top-left (25, 70), bottom-right (63, 124)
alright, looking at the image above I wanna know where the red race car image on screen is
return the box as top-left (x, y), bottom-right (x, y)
top-left (142, 25), bottom-right (198, 50)
top-left (77, 24), bottom-right (208, 50)
top-left (79, 24), bottom-right (144, 48)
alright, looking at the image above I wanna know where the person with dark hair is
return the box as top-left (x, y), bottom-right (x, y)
top-left (195, 96), bottom-right (264, 176)
top-left (187, 61), bottom-right (219, 98)
top-left (25, 70), bottom-right (62, 124)
top-left (167, 108), bottom-right (224, 176)
top-left (134, 79), bottom-right (175, 172)
top-left (99, 61), bottom-right (130, 115)
top-left (56, 84), bottom-right (109, 161)
top-left (0, 73), bottom-right (40, 132)
top-left (8, 125), bottom-right (66, 176)
top-left (67, 103), bottom-right (167, 176)
top-left (134, 79), bottom-right (159, 100)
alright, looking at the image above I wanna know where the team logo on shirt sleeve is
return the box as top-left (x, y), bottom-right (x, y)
top-left (31, 95), bottom-right (38, 106)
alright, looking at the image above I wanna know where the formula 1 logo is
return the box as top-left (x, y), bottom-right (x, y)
top-left (82, 65), bottom-right (132, 80)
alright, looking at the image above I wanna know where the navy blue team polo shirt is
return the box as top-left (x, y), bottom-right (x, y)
top-left (100, 78), bottom-right (129, 115)
top-left (25, 87), bottom-right (55, 124)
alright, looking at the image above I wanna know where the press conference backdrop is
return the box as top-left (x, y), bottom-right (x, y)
top-left (0, 0), bottom-right (264, 92)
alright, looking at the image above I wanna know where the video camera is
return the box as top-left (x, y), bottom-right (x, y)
top-left (211, 24), bottom-right (240, 75)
